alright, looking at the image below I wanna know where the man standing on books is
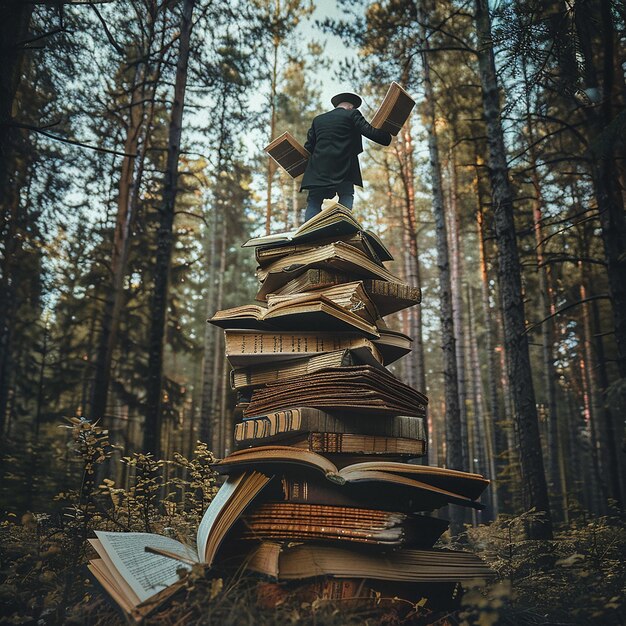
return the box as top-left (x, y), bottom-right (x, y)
top-left (300, 92), bottom-right (392, 221)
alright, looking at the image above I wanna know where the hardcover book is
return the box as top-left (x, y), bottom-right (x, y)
top-left (244, 365), bottom-right (428, 418)
top-left (234, 408), bottom-right (425, 443)
top-left (223, 330), bottom-right (383, 367)
top-left (239, 502), bottom-right (448, 547)
top-left (86, 472), bottom-right (270, 620)
top-left (264, 131), bottom-right (309, 178)
top-left (230, 348), bottom-right (385, 390)
top-left (266, 281), bottom-right (380, 323)
top-left (370, 82), bottom-right (416, 136)
top-left (271, 271), bottom-right (421, 317)
top-left (209, 292), bottom-right (379, 338)
top-left (255, 241), bottom-right (402, 300)
top-left (245, 541), bottom-right (494, 582)
top-left (213, 445), bottom-right (490, 503)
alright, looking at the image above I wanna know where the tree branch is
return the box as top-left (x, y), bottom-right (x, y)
top-left (524, 294), bottom-right (610, 335)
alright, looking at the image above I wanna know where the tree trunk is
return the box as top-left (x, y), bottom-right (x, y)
top-left (475, 0), bottom-right (552, 538)
top-left (265, 26), bottom-right (279, 235)
top-left (475, 175), bottom-right (507, 513)
top-left (416, 6), bottom-right (464, 533)
top-left (90, 57), bottom-right (154, 422)
top-left (447, 154), bottom-right (469, 470)
top-left (143, 0), bottom-right (194, 456)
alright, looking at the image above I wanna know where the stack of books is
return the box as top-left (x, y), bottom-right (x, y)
top-left (86, 204), bottom-right (491, 621)
top-left (210, 203), bottom-right (492, 606)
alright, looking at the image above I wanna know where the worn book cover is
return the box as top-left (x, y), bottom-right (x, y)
top-left (370, 82), bottom-right (416, 136)
top-left (264, 131), bottom-right (309, 178)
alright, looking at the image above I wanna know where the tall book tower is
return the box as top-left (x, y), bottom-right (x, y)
top-left (209, 204), bottom-right (491, 607)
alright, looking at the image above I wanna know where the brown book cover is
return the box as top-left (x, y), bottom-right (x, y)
top-left (234, 408), bottom-right (425, 443)
top-left (265, 131), bottom-right (309, 178)
top-left (244, 365), bottom-right (427, 418)
top-left (370, 82), bottom-right (416, 136)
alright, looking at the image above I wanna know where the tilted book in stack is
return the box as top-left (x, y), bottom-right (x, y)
top-left (87, 202), bottom-right (491, 620)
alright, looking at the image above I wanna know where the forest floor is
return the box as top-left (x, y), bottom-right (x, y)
top-left (0, 421), bottom-right (624, 625)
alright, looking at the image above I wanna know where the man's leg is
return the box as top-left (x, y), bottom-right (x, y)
top-left (305, 188), bottom-right (329, 221)
top-left (336, 181), bottom-right (355, 209)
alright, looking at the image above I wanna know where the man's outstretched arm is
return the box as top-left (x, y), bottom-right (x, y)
top-left (351, 109), bottom-right (392, 146)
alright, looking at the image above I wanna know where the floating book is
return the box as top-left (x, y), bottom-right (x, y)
top-left (239, 503), bottom-right (448, 547)
top-left (223, 330), bottom-right (384, 367)
top-left (230, 348), bottom-right (385, 390)
top-left (264, 131), bottom-right (310, 178)
top-left (86, 472), bottom-right (270, 619)
top-left (246, 541), bottom-right (494, 582)
top-left (370, 82), bottom-right (416, 136)
top-left (256, 241), bottom-right (402, 301)
top-left (210, 292), bottom-right (379, 338)
top-left (213, 445), bottom-right (489, 503)
top-left (244, 365), bottom-right (428, 418)
top-left (243, 202), bottom-right (392, 263)
top-left (234, 408), bottom-right (425, 444)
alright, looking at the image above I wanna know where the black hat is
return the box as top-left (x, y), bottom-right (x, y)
top-left (331, 92), bottom-right (362, 108)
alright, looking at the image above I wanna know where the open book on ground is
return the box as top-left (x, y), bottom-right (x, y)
top-left (370, 82), bottom-right (416, 136)
top-left (213, 445), bottom-right (489, 505)
top-left (264, 131), bottom-right (310, 178)
top-left (87, 472), bottom-right (270, 619)
top-left (209, 292), bottom-right (379, 338)
top-left (246, 541), bottom-right (494, 582)
top-left (243, 202), bottom-right (392, 262)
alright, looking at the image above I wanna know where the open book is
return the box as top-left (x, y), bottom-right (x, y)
top-left (209, 292), bottom-right (380, 338)
top-left (213, 446), bottom-right (489, 505)
top-left (243, 202), bottom-right (392, 263)
top-left (264, 131), bottom-right (310, 178)
top-left (370, 82), bottom-right (416, 136)
top-left (87, 472), bottom-right (270, 619)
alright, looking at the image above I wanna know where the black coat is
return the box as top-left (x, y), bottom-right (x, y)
top-left (300, 107), bottom-right (392, 190)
